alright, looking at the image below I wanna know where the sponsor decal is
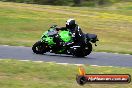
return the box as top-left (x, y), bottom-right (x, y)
top-left (76, 66), bottom-right (131, 85)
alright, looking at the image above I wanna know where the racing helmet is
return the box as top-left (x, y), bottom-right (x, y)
top-left (66, 19), bottom-right (76, 29)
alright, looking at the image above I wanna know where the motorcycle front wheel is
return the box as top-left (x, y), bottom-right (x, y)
top-left (32, 41), bottom-right (48, 54)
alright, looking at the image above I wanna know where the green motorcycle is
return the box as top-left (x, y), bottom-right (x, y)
top-left (32, 25), bottom-right (98, 57)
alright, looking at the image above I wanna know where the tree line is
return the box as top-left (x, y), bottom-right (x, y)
top-left (0, 0), bottom-right (130, 6)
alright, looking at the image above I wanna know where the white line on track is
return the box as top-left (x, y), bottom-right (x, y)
top-left (0, 58), bottom-right (115, 67)
top-left (1, 45), bottom-right (131, 56)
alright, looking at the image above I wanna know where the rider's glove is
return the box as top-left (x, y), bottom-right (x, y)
top-left (72, 33), bottom-right (75, 37)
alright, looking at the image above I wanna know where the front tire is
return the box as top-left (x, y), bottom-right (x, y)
top-left (32, 41), bottom-right (48, 54)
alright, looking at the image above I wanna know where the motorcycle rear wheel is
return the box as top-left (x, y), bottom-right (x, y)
top-left (73, 43), bottom-right (92, 57)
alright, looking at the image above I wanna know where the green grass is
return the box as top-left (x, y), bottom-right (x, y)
top-left (0, 59), bottom-right (132, 88)
top-left (0, 1), bottom-right (132, 54)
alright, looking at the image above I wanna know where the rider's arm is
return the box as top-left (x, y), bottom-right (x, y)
top-left (56, 27), bottom-right (67, 31)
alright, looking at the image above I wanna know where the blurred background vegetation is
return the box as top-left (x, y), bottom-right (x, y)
top-left (0, 0), bottom-right (131, 7)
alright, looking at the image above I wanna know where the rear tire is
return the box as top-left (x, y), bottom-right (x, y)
top-left (32, 41), bottom-right (48, 54)
top-left (84, 43), bottom-right (92, 56)
top-left (73, 43), bottom-right (92, 57)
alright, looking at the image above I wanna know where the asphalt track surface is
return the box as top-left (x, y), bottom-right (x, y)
top-left (0, 45), bottom-right (132, 67)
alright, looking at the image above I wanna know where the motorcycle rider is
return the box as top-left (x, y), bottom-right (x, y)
top-left (54, 19), bottom-right (85, 49)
